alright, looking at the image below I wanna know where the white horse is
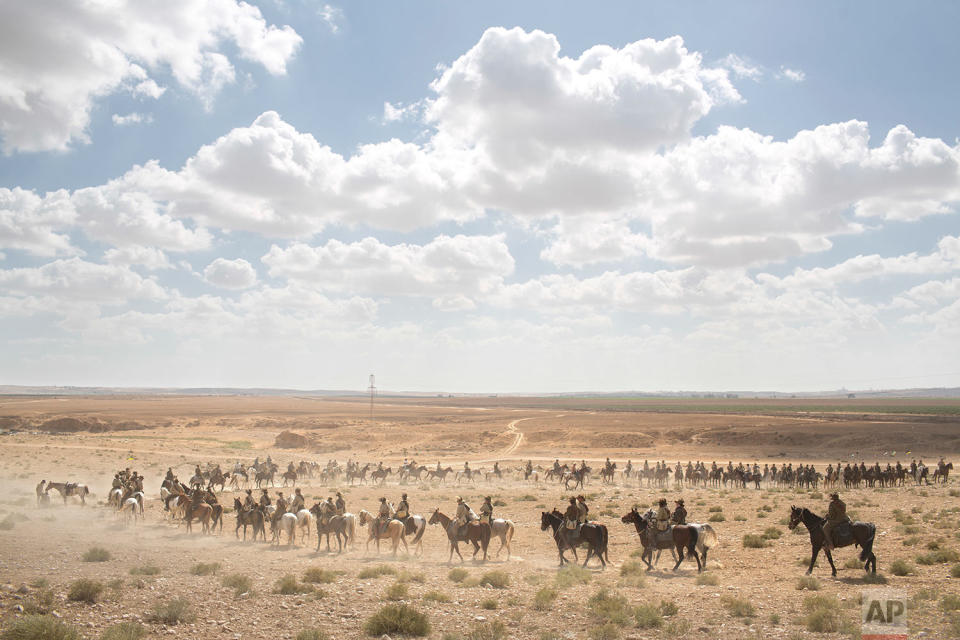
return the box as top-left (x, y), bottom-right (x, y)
top-left (109, 488), bottom-right (123, 509)
top-left (490, 518), bottom-right (516, 560)
top-left (295, 509), bottom-right (314, 545)
top-left (122, 497), bottom-right (141, 524)
top-left (272, 512), bottom-right (298, 546)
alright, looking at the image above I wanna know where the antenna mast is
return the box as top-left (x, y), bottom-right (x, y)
top-left (368, 374), bottom-right (376, 420)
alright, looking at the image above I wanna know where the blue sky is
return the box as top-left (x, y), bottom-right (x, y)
top-left (1, 1), bottom-right (958, 392)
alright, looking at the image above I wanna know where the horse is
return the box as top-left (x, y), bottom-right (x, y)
top-left (271, 512), bottom-right (298, 546)
top-left (371, 467), bottom-right (391, 486)
top-left (185, 501), bottom-right (213, 534)
top-left (621, 508), bottom-right (714, 572)
top-left (540, 511), bottom-right (608, 568)
top-left (933, 462), bottom-right (953, 484)
top-left (599, 463), bottom-right (617, 484)
top-left (428, 467), bottom-right (453, 483)
top-left (428, 509), bottom-right (490, 564)
top-left (229, 469), bottom-right (248, 490)
top-left (122, 497), bottom-right (141, 524)
top-left (281, 470), bottom-right (297, 487)
top-left (490, 518), bottom-right (516, 560)
top-left (397, 514), bottom-right (429, 556)
top-left (207, 469), bottom-right (226, 493)
top-left (295, 508), bottom-right (314, 545)
top-left (346, 464), bottom-right (370, 485)
top-left (563, 468), bottom-right (588, 491)
top-left (45, 482), bottom-right (90, 505)
top-left (310, 504), bottom-right (356, 553)
top-left (455, 469), bottom-right (476, 485)
top-left (108, 488), bottom-right (123, 509)
top-left (255, 468), bottom-right (275, 489)
top-left (357, 510), bottom-right (408, 556)
top-left (788, 506), bottom-right (876, 576)
top-left (233, 498), bottom-right (265, 541)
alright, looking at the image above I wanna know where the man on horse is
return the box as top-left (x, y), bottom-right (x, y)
top-left (479, 496), bottom-right (493, 524)
top-left (576, 495), bottom-right (589, 524)
top-left (276, 492), bottom-right (287, 514)
top-left (395, 493), bottom-right (410, 524)
top-left (290, 488), bottom-right (305, 513)
top-left (335, 491), bottom-right (345, 515)
top-left (671, 499), bottom-right (687, 525)
top-left (376, 496), bottom-right (393, 537)
top-left (455, 496), bottom-right (476, 536)
top-left (525, 460), bottom-right (534, 479)
top-left (244, 489), bottom-right (256, 509)
top-left (822, 493), bottom-right (849, 551)
top-left (656, 498), bottom-right (671, 531)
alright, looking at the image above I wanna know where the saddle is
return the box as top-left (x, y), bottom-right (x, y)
top-left (831, 521), bottom-right (854, 546)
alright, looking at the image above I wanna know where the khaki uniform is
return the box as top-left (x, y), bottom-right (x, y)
top-left (395, 500), bottom-right (409, 520)
top-left (335, 496), bottom-right (345, 515)
top-left (290, 493), bottom-right (304, 513)
top-left (656, 506), bottom-right (671, 531)
top-left (576, 500), bottom-right (589, 524)
top-left (479, 501), bottom-right (493, 524)
top-left (456, 501), bottom-right (473, 526)
top-left (564, 503), bottom-right (579, 530)
top-left (822, 498), bottom-right (848, 547)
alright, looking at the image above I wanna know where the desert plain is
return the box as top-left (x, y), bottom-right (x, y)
top-left (1, 394), bottom-right (960, 640)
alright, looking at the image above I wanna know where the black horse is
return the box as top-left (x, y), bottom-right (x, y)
top-left (233, 498), bottom-right (266, 541)
top-left (788, 506), bottom-right (876, 576)
top-left (540, 511), bottom-right (608, 569)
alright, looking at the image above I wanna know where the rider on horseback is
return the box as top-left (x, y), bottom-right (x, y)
top-left (244, 489), bottom-right (256, 509)
top-left (479, 496), bottom-right (493, 524)
top-left (455, 496), bottom-right (475, 535)
top-left (822, 493), bottom-right (849, 551)
top-left (276, 492), bottom-right (287, 514)
top-left (290, 488), bottom-right (305, 513)
top-left (259, 489), bottom-right (270, 508)
top-left (576, 495), bottom-right (589, 524)
top-left (395, 493), bottom-right (410, 523)
top-left (335, 492), bottom-right (345, 515)
top-left (656, 498), bottom-right (671, 531)
top-left (671, 499), bottom-right (686, 525)
top-left (377, 496), bottom-right (392, 537)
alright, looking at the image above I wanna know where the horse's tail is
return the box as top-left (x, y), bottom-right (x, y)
top-left (347, 515), bottom-right (356, 544)
top-left (411, 517), bottom-right (426, 545)
top-left (859, 522), bottom-right (876, 561)
top-left (698, 524), bottom-right (719, 550)
top-left (505, 520), bottom-right (515, 547)
top-left (601, 524), bottom-right (610, 562)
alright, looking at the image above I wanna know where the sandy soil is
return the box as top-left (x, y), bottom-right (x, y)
top-left (1, 395), bottom-right (959, 640)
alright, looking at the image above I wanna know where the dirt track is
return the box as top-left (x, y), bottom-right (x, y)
top-left (1, 395), bottom-right (960, 639)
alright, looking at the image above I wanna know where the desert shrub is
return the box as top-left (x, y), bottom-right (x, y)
top-left (768, 613), bottom-right (781, 625)
top-left (587, 622), bottom-right (620, 640)
top-left (843, 557), bottom-right (863, 569)
top-left (658, 599), bottom-right (678, 616)
top-left (68, 578), bottom-right (104, 603)
top-left (276, 574), bottom-right (312, 595)
top-left (890, 559), bottom-right (913, 576)
top-left (709, 513), bottom-right (726, 522)
top-left (734, 515), bottom-right (747, 521)
top-left (916, 549), bottom-right (960, 564)
top-left (387, 582), bottom-right (409, 600)
top-left (479, 570), bottom-right (510, 589)
top-left (1, 615), bottom-right (80, 640)
top-left (555, 564), bottom-right (591, 589)
top-left (129, 565), bottom-right (160, 576)
top-left (633, 603), bottom-right (662, 629)
top-left (423, 590), bottom-right (451, 603)
top-left (695, 573), bottom-right (718, 586)
top-left (447, 568), bottom-right (469, 583)
top-left (802, 594), bottom-right (843, 632)
top-left (721, 595), bottom-right (755, 618)
top-left (150, 598), bottom-right (196, 625)
top-left (480, 598), bottom-right (498, 610)
top-left (493, 499), bottom-right (507, 507)
top-left (82, 546), bottom-right (111, 562)
top-left (294, 630), bottom-right (329, 640)
top-left (942, 594), bottom-right (960, 612)
top-left (100, 622), bottom-right (146, 640)
top-left (762, 527), bottom-right (782, 540)
top-left (363, 604), bottom-right (430, 637)
top-left (519, 495), bottom-right (537, 501)
top-left (902, 535), bottom-right (922, 546)
top-left (221, 573), bottom-right (253, 596)
top-left (303, 567), bottom-right (339, 584)
top-left (22, 589), bottom-right (55, 615)
top-left (742, 534), bottom-right (768, 548)
top-left (619, 559), bottom-right (646, 577)
top-left (951, 564), bottom-right (960, 578)
top-left (397, 570), bottom-right (425, 583)
top-left (588, 589), bottom-right (634, 626)
top-left (359, 565), bottom-right (397, 579)
top-left (533, 587), bottom-right (558, 611)
top-left (708, 506), bottom-right (723, 512)
top-left (190, 562), bottom-right (220, 576)
top-left (464, 621), bottom-right (506, 640)
top-left (795, 576), bottom-right (820, 591)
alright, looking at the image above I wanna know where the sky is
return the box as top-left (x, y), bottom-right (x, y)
top-left (1, 1), bottom-right (959, 393)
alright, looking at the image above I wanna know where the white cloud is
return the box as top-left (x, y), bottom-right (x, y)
top-left (104, 245), bottom-right (172, 271)
top-left (263, 234), bottom-right (514, 301)
top-left (719, 53), bottom-right (763, 81)
top-left (0, 187), bottom-right (78, 257)
top-left (318, 4), bottom-right (344, 33)
top-left (0, 258), bottom-right (166, 304)
top-left (0, 0), bottom-right (302, 153)
top-left (203, 257), bottom-right (258, 290)
top-left (539, 217), bottom-right (648, 267)
top-left (778, 66), bottom-right (806, 83)
top-left (112, 112), bottom-right (153, 127)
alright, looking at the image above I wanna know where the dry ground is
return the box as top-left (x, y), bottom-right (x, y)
top-left (1, 395), bottom-right (960, 640)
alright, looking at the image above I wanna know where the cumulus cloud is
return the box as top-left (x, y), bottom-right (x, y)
top-left (203, 257), bottom-right (258, 290)
top-left (0, 258), bottom-right (166, 304)
top-left (0, 187), bottom-right (78, 257)
top-left (104, 245), bottom-right (172, 271)
top-left (112, 112), bottom-right (153, 127)
top-left (262, 234), bottom-right (514, 300)
top-left (0, 0), bottom-right (302, 153)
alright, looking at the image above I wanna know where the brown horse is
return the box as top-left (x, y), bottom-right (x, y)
top-left (788, 506), bottom-right (876, 576)
top-left (428, 509), bottom-right (490, 564)
top-left (357, 510), bottom-right (407, 556)
top-left (185, 501), bottom-right (213, 534)
top-left (428, 467), bottom-right (453, 483)
top-left (541, 510), bottom-right (608, 568)
top-left (371, 467), bottom-right (391, 486)
top-left (619, 508), bottom-right (702, 572)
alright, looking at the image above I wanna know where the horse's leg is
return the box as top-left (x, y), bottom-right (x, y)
top-left (807, 543), bottom-right (821, 575)
top-left (671, 541), bottom-right (685, 571)
top-left (824, 547), bottom-right (837, 576)
top-left (642, 547), bottom-right (654, 571)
